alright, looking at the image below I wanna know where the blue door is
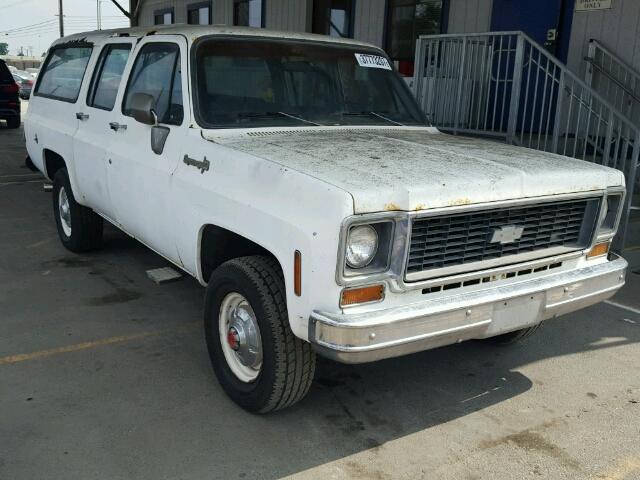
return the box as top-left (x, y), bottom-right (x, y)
top-left (490, 0), bottom-right (573, 62)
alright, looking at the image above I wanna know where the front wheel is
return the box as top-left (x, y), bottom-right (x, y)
top-left (52, 168), bottom-right (103, 252)
top-left (204, 256), bottom-right (316, 413)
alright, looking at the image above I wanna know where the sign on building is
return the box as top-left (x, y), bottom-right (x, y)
top-left (575, 0), bottom-right (612, 11)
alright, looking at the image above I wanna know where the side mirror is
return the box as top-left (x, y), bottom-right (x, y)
top-left (130, 92), bottom-right (157, 126)
top-left (151, 126), bottom-right (170, 155)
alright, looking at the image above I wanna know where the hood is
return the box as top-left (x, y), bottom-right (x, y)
top-left (203, 127), bottom-right (624, 214)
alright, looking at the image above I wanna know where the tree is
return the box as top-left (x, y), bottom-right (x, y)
top-left (0, 43), bottom-right (8, 56)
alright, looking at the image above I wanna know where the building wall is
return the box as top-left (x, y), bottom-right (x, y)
top-left (265, 0), bottom-right (312, 31)
top-left (135, 0), bottom-right (486, 45)
top-left (212, 0), bottom-right (233, 25)
top-left (352, 0), bottom-right (386, 47)
top-left (447, 0), bottom-right (493, 34)
top-left (138, 0), bottom-right (311, 30)
top-left (567, 0), bottom-right (640, 77)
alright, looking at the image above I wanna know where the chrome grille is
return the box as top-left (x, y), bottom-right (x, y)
top-left (407, 197), bottom-right (600, 277)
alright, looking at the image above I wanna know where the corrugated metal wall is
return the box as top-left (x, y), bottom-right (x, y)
top-left (447, 0), bottom-right (492, 33)
top-left (138, 0), bottom-right (311, 30)
top-left (265, 0), bottom-right (311, 31)
top-left (352, 0), bottom-right (386, 47)
top-left (212, 1), bottom-right (233, 25)
top-left (567, 0), bottom-right (640, 77)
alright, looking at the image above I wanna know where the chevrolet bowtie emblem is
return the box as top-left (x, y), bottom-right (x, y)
top-left (490, 225), bottom-right (525, 244)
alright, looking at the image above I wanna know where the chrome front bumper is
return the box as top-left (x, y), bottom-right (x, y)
top-left (309, 255), bottom-right (627, 364)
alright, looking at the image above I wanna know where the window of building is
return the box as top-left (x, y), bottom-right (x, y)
top-left (385, 0), bottom-right (444, 76)
top-left (312, 0), bottom-right (354, 38)
top-left (35, 45), bottom-right (93, 102)
top-left (123, 43), bottom-right (183, 126)
top-left (154, 8), bottom-right (174, 25)
top-left (233, 0), bottom-right (264, 28)
top-left (188, 2), bottom-right (211, 25)
top-left (87, 44), bottom-right (132, 111)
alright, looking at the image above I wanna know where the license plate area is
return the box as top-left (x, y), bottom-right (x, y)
top-left (486, 292), bottom-right (545, 336)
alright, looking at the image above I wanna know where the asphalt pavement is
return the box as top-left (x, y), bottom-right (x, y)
top-left (1, 104), bottom-right (639, 480)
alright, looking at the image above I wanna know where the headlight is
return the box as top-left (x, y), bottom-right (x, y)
top-left (346, 225), bottom-right (378, 268)
top-left (599, 192), bottom-right (623, 234)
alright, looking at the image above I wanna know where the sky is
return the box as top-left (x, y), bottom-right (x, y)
top-left (0, 0), bottom-right (130, 56)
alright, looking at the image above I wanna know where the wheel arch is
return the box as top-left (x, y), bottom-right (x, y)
top-left (197, 223), bottom-right (284, 286)
top-left (43, 148), bottom-right (67, 181)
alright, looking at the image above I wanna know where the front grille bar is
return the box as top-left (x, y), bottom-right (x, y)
top-left (405, 197), bottom-right (601, 282)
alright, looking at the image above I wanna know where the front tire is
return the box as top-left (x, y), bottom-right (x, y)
top-left (204, 256), bottom-right (316, 413)
top-left (52, 168), bottom-right (103, 252)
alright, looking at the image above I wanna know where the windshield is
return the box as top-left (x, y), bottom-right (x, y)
top-left (194, 38), bottom-right (427, 129)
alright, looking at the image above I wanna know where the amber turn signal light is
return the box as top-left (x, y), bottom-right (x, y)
top-left (340, 285), bottom-right (384, 307)
top-left (587, 241), bottom-right (610, 259)
top-left (294, 250), bottom-right (302, 297)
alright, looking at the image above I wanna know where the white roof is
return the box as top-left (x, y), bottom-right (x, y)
top-left (52, 24), bottom-right (380, 50)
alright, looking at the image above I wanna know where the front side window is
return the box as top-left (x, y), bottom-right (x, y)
top-left (154, 8), bottom-right (174, 25)
top-left (312, 0), bottom-right (354, 38)
top-left (87, 44), bottom-right (131, 111)
top-left (234, 0), bottom-right (264, 28)
top-left (35, 45), bottom-right (93, 102)
top-left (194, 38), bottom-right (426, 129)
top-left (188, 2), bottom-right (211, 24)
top-left (123, 43), bottom-right (183, 126)
top-left (386, 0), bottom-right (443, 75)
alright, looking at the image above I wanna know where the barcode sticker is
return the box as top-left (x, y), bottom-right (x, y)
top-left (354, 53), bottom-right (392, 70)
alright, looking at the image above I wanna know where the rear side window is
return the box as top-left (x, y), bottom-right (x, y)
top-left (122, 43), bottom-right (183, 126)
top-left (0, 60), bottom-right (13, 84)
top-left (87, 44), bottom-right (131, 111)
top-left (36, 46), bottom-right (93, 102)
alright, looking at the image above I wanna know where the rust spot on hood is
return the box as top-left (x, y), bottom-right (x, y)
top-left (384, 203), bottom-right (401, 211)
top-left (450, 197), bottom-right (472, 206)
top-left (413, 203), bottom-right (427, 211)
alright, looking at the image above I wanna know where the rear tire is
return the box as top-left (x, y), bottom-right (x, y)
top-left (204, 256), bottom-right (316, 413)
top-left (6, 115), bottom-right (20, 129)
top-left (484, 323), bottom-right (543, 345)
top-left (52, 168), bottom-right (103, 253)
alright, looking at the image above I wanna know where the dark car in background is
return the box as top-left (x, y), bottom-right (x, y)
top-left (0, 59), bottom-right (20, 128)
top-left (13, 71), bottom-right (35, 99)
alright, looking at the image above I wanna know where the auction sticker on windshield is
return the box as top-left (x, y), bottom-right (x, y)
top-left (354, 53), bottom-right (392, 70)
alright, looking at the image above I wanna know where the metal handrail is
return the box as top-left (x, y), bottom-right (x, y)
top-left (584, 55), bottom-right (640, 105)
top-left (584, 38), bottom-right (640, 127)
top-left (417, 31), bottom-right (637, 129)
top-left (413, 31), bottom-right (639, 250)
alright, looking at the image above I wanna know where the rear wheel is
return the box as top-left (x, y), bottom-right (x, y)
top-left (52, 168), bottom-right (103, 252)
top-left (6, 115), bottom-right (20, 129)
top-left (484, 323), bottom-right (543, 345)
top-left (204, 256), bottom-right (316, 413)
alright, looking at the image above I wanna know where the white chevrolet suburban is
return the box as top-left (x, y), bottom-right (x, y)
top-left (25, 26), bottom-right (628, 413)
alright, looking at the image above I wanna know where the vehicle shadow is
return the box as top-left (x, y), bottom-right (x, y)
top-left (5, 125), bottom-right (636, 478)
top-left (96, 229), bottom-right (640, 479)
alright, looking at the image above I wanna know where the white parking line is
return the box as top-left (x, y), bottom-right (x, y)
top-left (0, 179), bottom-right (43, 186)
top-left (604, 300), bottom-right (640, 316)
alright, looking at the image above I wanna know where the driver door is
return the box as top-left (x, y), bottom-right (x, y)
top-left (106, 36), bottom-right (188, 265)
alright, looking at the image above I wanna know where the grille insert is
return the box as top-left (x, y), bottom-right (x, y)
top-left (407, 198), bottom-right (599, 276)
top-left (421, 261), bottom-right (563, 295)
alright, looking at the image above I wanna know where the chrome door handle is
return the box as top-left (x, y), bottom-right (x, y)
top-left (76, 112), bottom-right (89, 121)
top-left (109, 122), bottom-right (127, 132)
top-left (183, 155), bottom-right (210, 174)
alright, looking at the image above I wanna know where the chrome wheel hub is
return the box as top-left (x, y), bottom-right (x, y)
top-left (219, 292), bottom-right (262, 383)
top-left (58, 187), bottom-right (72, 237)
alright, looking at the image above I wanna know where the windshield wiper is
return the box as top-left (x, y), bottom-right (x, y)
top-left (343, 111), bottom-right (405, 126)
top-left (237, 111), bottom-right (322, 126)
